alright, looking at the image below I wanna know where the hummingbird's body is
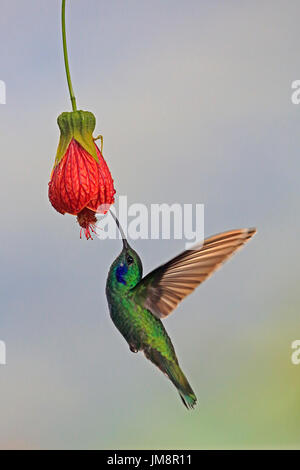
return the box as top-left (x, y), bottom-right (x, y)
top-left (106, 251), bottom-right (197, 408)
top-left (106, 213), bottom-right (256, 409)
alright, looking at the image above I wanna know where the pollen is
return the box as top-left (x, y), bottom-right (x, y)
top-left (77, 207), bottom-right (98, 240)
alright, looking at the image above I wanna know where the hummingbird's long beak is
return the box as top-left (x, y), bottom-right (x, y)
top-left (109, 210), bottom-right (129, 249)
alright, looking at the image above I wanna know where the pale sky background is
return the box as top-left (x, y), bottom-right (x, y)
top-left (0, 0), bottom-right (299, 449)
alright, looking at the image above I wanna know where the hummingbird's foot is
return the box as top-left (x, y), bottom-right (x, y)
top-left (129, 344), bottom-right (138, 353)
top-left (93, 134), bottom-right (103, 153)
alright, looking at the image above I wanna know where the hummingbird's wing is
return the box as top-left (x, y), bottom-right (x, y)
top-left (132, 228), bottom-right (256, 319)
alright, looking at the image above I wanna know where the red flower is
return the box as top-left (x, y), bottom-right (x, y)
top-left (48, 111), bottom-right (116, 239)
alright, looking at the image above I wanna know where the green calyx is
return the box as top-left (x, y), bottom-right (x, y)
top-left (54, 110), bottom-right (99, 166)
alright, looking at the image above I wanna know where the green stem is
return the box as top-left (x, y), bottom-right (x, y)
top-left (61, 0), bottom-right (77, 111)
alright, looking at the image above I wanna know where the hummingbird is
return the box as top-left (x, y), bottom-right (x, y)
top-left (106, 212), bottom-right (256, 409)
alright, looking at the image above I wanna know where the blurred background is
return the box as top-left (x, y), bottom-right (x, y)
top-left (0, 0), bottom-right (299, 449)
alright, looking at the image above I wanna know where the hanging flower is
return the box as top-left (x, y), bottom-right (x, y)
top-left (48, 1), bottom-right (116, 239)
top-left (49, 110), bottom-right (116, 239)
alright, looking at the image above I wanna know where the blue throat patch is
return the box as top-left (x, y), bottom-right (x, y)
top-left (116, 263), bottom-right (128, 285)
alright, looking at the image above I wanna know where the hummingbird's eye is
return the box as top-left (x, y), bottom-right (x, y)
top-left (127, 255), bottom-right (134, 265)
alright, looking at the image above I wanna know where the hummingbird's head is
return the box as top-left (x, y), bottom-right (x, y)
top-left (113, 244), bottom-right (143, 290)
top-left (108, 212), bottom-right (143, 291)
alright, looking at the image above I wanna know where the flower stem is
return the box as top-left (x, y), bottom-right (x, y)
top-left (61, 0), bottom-right (77, 111)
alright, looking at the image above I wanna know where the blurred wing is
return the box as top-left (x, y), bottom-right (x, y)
top-left (132, 228), bottom-right (256, 319)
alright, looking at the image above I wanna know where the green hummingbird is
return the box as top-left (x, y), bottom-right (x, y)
top-left (106, 213), bottom-right (256, 409)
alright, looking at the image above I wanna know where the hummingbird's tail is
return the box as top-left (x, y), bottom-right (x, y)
top-left (144, 347), bottom-right (197, 409)
top-left (178, 386), bottom-right (197, 410)
top-left (166, 361), bottom-right (197, 410)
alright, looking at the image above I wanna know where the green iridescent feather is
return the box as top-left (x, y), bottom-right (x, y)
top-left (106, 243), bottom-right (197, 409)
